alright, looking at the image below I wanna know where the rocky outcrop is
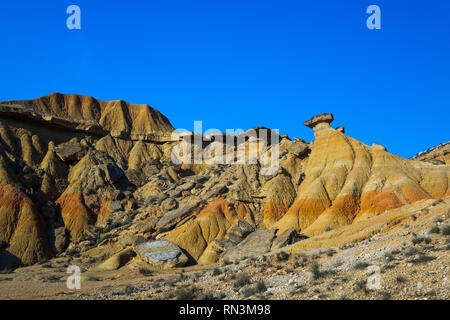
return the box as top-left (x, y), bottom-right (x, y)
top-left (95, 247), bottom-right (136, 271)
top-left (0, 93), bottom-right (448, 271)
top-left (0, 185), bottom-right (52, 270)
top-left (135, 240), bottom-right (188, 268)
top-left (0, 94), bottom-right (177, 269)
top-left (304, 113), bottom-right (334, 129)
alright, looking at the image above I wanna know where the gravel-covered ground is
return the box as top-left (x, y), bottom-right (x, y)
top-left (1, 201), bottom-right (448, 301)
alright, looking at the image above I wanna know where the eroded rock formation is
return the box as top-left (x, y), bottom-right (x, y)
top-left (274, 115), bottom-right (449, 236)
top-left (0, 93), bottom-right (448, 271)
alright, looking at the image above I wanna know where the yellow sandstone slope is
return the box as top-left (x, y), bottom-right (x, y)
top-left (0, 92), bottom-right (448, 270)
top-left (274, 114), bottom-right (450, 236)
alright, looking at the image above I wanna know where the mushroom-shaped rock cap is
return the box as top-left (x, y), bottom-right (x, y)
top-left (304, 113), bottom-right (334, 128)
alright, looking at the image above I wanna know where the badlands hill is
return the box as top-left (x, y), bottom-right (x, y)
top-left (412, 141), bottom-right (450, 165)
top-left (0, 93), bottom-right (449, 274)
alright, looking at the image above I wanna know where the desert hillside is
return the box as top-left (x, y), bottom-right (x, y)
top-left (0, 93), bottom-right (448, 300)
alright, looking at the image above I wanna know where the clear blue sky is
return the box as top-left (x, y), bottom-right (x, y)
top-left (0, 1), bottom-right (448, 158)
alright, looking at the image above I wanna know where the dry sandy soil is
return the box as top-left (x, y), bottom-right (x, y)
top-left (1, 199), bottom-right (449, 301)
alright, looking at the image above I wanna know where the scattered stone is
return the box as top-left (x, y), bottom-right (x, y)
top-left (119, 235), bottom-right (146, 247)
top-left (0, 240), bottom-right (8, 250)
top-left (201, 184), bottom-right (228, 200)
top-left (226, 220), bottom-right (255, 243)
top-left (161, 198), bottom-right (178, 212)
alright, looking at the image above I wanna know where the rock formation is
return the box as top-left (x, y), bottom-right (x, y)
top-left (412, 141), bottom-right (449, 165)
top-left (274, 114), bottom-right (449, 236)
top-left (0, 93), bottom-right (448, 272)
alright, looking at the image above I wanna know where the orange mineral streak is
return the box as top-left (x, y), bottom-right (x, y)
top-left (0, 184), bottom-right (51, 266)
top-left (56, 192), bottom-right (96, 242)
top-left (260, 174), bottom-right (297, 228)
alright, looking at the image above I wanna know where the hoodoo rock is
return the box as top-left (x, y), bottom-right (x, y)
top-left (303, 113), bottom-right (334, 128)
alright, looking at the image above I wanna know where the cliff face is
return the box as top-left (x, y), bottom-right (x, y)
top-left (0, 94), bottom-right (448, 270)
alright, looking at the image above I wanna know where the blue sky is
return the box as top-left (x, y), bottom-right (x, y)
top-left (0, 1), bottom-right (448, 158)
